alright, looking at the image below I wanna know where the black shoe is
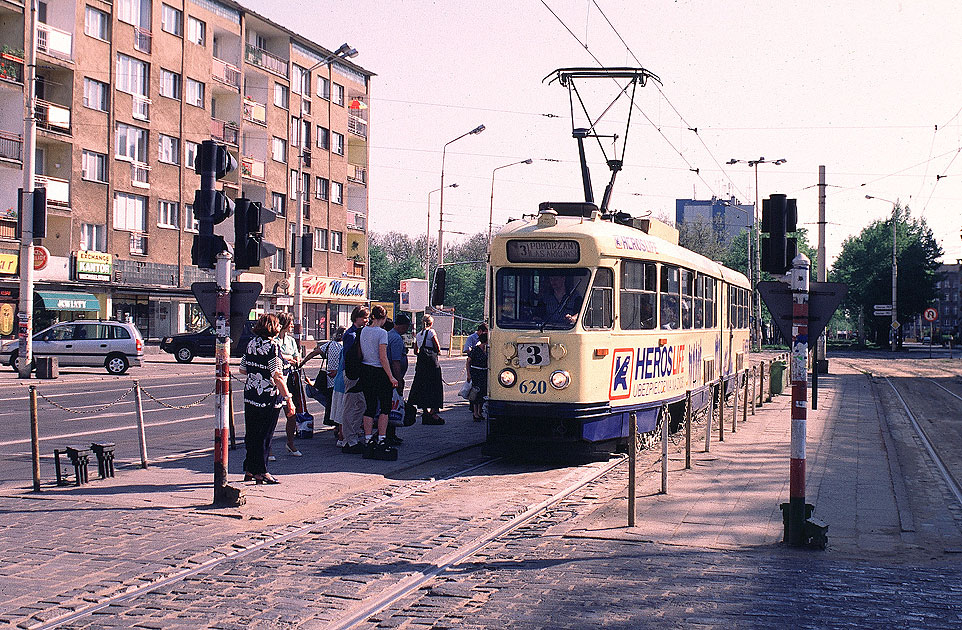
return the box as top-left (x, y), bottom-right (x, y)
top-left (423, 414), bottom-right (445, 425)
top-left (385, 435), bottom-right (403, 446)
top-left (372, 442), bottom-right (399, 461)
top-left (362, 437), bottom-right (378, 459)
top-left (341, 442), bottom-right (365, 455)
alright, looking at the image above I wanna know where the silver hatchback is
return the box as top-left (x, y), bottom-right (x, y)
top-left (1, 321), bottom-right (144, 375)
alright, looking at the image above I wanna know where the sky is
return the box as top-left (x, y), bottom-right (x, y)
top-left (244, 0), bottom-right (962, 266)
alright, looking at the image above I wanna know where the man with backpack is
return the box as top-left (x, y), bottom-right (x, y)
top-left (336, 306), bottom-right (369, 454)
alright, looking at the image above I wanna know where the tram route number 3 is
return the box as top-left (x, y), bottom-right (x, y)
top-left (519, 379), bottom-right (548, 394)
top-left (518, 343), bottom-right (550, 366)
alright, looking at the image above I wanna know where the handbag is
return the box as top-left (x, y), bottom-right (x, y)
top-left (418, 330), bottom-right (440, 367)
top-left (458, 380), bottom-right (473, 400)
top-left (388, 389), bottom-right (406, 427)
top-left (468, 386), bottom-right (481, 402)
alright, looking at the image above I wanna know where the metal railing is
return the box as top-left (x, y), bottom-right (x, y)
top-left (130, 161), bottom-right (150, 188)
top-left (132, 95), bottom-right (150, 122)
top-left (0, 48), bottom-right (23, 84)
top-left (243, 97), bottom-right (267, 125)
top-left (35, 174), bottom-right (69, 205)
top-left (347, 115), bottom-right (367, 138)
top-left (347, 165), bottom-right (367, 185)
top-left (211, 118), bottom-right (239, 145)
top-left (0, 131), bottom-right (22, 161)
top-left (244, 44), bottom-right (288, 78)
top-left (241, 156), bottom-right (265, 180)
top-left (212, 57), bottom-right (241, 90)
top-left (129, 231), bottom-right (148, 255)
top-left (37, 23), bottom-right (72, 58)
top-left (35, 99), bottom-right (71, 134)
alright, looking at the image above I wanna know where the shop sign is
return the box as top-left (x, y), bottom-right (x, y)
top-left (301, 274), bottom-right (367, 302)
top-left (74, 251), bottom-right (112, 282)
top-left (0, 253), bottom-right (17, 275)
top-left (34, 246), bottom-right (49, 271)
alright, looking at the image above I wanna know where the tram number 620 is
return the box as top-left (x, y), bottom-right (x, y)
top-left (519, 379), bottom-right (547, 395)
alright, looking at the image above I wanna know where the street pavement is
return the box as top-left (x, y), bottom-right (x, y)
top-left (0, 351), bottom-right (960, 628)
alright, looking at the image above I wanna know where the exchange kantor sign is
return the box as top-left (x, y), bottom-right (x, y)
top-left (923, 307), bottom-right (939, 322)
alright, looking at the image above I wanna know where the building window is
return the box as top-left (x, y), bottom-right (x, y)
top-left (187, 16), bottom-right (205, 45)
top-left (331, 181), bottom-right (343, 204)
top-left (300, 119), bottom-right (310, 147)
top-left (185, 203), bottom-right (199, 232)
top-left (158, 200), bottom-right (179, 228)
top-left (314, 227), bottom-right (327, 250)
top-left (81, 150), bottom-right (108, 183)
top-left (83, 78), bottom-right (109, 111)
top-left (332, 131), bottom-right (344, 155)
top-left (117, 0), bottom-right (149, 28)
top-left (116, 123), bottom-right (148, 162)
top-left (161, 4), bottom-right (182, 36)
top-left (185, 141), bottom-right (199, 169)
top-left (316, 126), bottom-right (329, 150)
top-left (333, 83), bottom-right (344, 106)
top-left (271, 136), bottom-right (287, 163)
top-left (331, 230), bottom-right (343, 253)
top-left (274, 83), bottom-right (289, 109)
top-left (271, 192), bottom-right (286, 216)
top-left (271, 248), bottom-right (287, 271)
top-left (290, 169), bottom-right (298, 199)
top-left (158, 134), bottom-right (180, 164)
top-left (116, 53), bottom-right (148, 97)
top-left (291, 64), bottom-right (307, 95)
top-left (290, 116), bottom-right (301, 147)
top-left (84, 6), bottom-right (110, 41)
top-left (185, 78), bottom-right (205, 108)
top-left (315, 177), bottom-right (328, 200)
top-left (80, 223), bottom-right (106, 252)
top-left (113, 192), bottom-right (148, 232)
top-left (317, 76), bottom-right (330, 100)
top-left (159, 69), bottom-right (181, 99)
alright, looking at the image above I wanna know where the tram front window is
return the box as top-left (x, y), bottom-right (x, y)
top-left (496, 268), bottom-right (590, 330)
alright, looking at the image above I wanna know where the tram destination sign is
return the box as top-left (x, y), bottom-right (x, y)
top-left (507, 239), bottom-right (580, 263)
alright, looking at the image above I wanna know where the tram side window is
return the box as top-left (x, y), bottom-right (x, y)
top-left (730, 287), bottom-right (748, 329)
top-left (584, 268), bottom-right (614, 329)
top-left (741, 288), bottom-right (749, 329)
top-left (620, 260), bottom-right (656, 330)
top-left (728, 285), bottom-right (738, 329)
top-left (681, 269), bottom-right (694, 329)
top-left (660, 264), bottom-right (680, 330)
top-left (704, 276), bottom-right (716, 328)
top-left (694, 274), bottom-right (704, 328)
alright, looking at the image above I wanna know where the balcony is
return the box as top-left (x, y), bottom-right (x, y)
top-left (347, 213), bottom-right (366, 232)
top-left (37, 23), bottom-right (72, 59)
top-left (0, 131), bottom-right (22, 162)
top-left (0, 47), bottom-right (23, 84)
top-left (35, 99), bottom-right (71, 134)
top-left (244, 44), bottom-right (288, 78)
top-left (243, 97), bottom-right (266, 126)
top-left (212, 57), bottom-right (241, 90)
top-left (134, 27), bottom-right (151, 54)
top-left (129, 231), bottom-right (148, 256)
top-left (35, 174), bottom-right (69, 206)
top-left (132, 95), bottom-right (150, 122)
top-left (241, 156), bottom-right (265, 181)
top-left (347, 165), bottom-right (366, 185)
top-left (130, 161), bottom-right (150, 188)
top-left (211, 118), bottom-right (239, 146)
top-left (347, 115), bottom-right (367, 138)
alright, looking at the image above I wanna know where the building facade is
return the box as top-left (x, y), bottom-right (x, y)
top-left (933, 261), bottom-right (961, 340)
top-left (0, 0), bottom-right (371, 341)
top-left (674, 196), bottom-right (753, 245)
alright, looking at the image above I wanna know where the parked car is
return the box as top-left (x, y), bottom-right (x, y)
top-left (160, 324), bottom-right (254, 363)
top-left (1, 320), bottom-right (144, 375)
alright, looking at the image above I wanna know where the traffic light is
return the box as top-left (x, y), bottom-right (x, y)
top-left (289, 231), bottom-right (313, 269)
top-left (761, 194), bottom-right (798, 274)
top-left (16, 187), bottom-right (46, 239)
top-left (431, 266), bottom-right (446, 306)
top-left (234, 198), bottom-right (277, 270)
top-left (191, 140), bottom-right (237, 269)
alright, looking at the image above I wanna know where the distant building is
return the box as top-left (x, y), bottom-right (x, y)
top-left (934, 261), bottom-right (962, 339)
top-left (675, 196), bottom-right (753, 244)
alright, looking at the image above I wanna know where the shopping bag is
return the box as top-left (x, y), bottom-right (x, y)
top-left (388, 390), bottom-right (406, 427)
top-left (295, 413), bottom-right (314, 438)
top-left (458, 380), bottom-right (473, 400)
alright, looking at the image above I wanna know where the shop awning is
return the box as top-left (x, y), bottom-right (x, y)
top-left (35, 291), bottom-right (100, 312)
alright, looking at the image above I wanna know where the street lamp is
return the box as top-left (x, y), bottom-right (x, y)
top-left (294, 43), bottom-right (358, 347)
top-left (488, 158), bottom-right (532, 245)
top-left (866, 194), bottom-right (899, 349)
top-left (438, 124), bottom-right (485, 267)
top-left (727, 156), bottom-right (787, 350)
top-left (426, 183), bottom-right (458, 283)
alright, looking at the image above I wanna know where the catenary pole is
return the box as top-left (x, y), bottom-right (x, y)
top-left (17, 0), bottom-right (38, 379)
top-left (788, 253), bottom-right (810, 546)
top-left (213, 252), bottom-right (242, 506)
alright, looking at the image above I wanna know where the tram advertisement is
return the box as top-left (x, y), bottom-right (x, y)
top-left (609, 339), bottom-right (705, 401)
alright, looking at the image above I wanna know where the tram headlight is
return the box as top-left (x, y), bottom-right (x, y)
top-left (549, 370), bottom-right (570, 390)
top-left (498, 368), bottom-right (517, 388)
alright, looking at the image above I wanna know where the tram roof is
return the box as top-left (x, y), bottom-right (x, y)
top-left (496, 213), bottom-right (750, 288)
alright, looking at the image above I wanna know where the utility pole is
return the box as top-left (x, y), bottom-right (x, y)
top-left (816, 166), bottom-right (827, 371)
top-left (892, 203), bottom-right (898, 350)
top-left (17, 0), bottom-right (38, 379)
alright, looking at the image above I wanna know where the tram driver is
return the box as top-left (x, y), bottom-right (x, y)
top-left (538, 272), bottom-right (583, 326)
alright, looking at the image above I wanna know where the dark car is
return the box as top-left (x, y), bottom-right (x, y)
top-left (160, 324), bottom-right (254, 363)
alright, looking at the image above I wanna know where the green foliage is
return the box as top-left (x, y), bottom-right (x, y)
top-left (829, 204), bottom-right (942, 347)
top-left (678, 219), bottom-right (728, 262)
top-left (369, 231), bottom-right (427, 303)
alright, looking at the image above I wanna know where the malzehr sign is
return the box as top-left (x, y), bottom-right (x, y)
top-left (74, 251), bottom-right (112, 282)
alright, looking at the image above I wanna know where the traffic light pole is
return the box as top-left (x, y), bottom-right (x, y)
top-left (787, 253), bottom-right (810, 546)
top-left (17, 0), bottom-right (38, 379)
top-left (213, 252), bottom-right (243, 507)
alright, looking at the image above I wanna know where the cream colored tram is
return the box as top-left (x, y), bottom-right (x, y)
top-left (487, 202), bottom-right (750, 456)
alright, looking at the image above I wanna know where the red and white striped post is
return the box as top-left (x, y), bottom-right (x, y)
top-left (213, 252), bottom-right (244, 507)
top-left (788, 253), bottom-right (810, 545)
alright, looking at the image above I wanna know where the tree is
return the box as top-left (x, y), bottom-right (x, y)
top-left (369, 232), bottom-right (425, 303)
top-left (678, 218), bottom-right (728, 262)
top-left (830, 204), bottom-right (942, 348)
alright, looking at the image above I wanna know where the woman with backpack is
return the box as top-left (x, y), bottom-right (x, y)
top-left (408, 314), bottom-right (445, 425)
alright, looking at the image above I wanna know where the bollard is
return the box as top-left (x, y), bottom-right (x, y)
top-left (684, 391), bottom-right (692, 470)
top-left (732, 372), bottom-right (739, 433)
top-left (54, 449), bottom-right (68, 486)
top-left (628, 412), bottom-right (636, 527)
top-left (90, 442), bottom-right (116, 479)
top-left (751, 365), bottom-right (757, 415)
top-left (718, 378), bottom-right (725, 442)
top-left (743, 370), bottom-right (749, 425)
top-left (705, 384), bottom-right (714, 453)
top-left (661, 406), bottom-right (669, 494)
top-left (65, 446), bottom-right (91, 485)
top-left (30, 386), bottom-right (40, 492)
top-left (758, 360), bottom-right (765, 408)
top-left (134, 381), bottom-right (148, 469)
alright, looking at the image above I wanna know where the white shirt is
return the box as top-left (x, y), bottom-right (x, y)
top-left (359, 325), bottom-right (388, 368)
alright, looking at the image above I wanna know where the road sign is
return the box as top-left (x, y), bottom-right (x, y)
top-left (874, 310), bottom-right (893, 316)
top-left (757, 281), bottom-right (848, 344)
top-left (923, 307), bottom-right (939, 322)
top-left (891, 321), bottom-right (900, 330)
top-left (191, 281), bottom-right (262, 353)
top-left (873, 304), bottom-right (892, 311)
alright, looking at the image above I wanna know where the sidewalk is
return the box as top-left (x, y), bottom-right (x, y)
top-left (566, 359), bottom-right (957, 562)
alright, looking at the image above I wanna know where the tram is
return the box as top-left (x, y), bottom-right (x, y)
top-left (485, 201), bottom-right (750, 457)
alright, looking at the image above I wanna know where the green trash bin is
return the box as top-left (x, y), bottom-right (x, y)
top-left (769, 360), bottom-right (786, 395)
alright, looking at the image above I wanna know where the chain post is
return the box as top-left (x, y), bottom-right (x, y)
top-left (134, 380), bottom-right (148, 469)
top-left (30, 386), bottom-right (40, 492)
top-left (705, 383), bottom-right (714, 452)
top-left (684, 391), bottom-right (692, 469)
top-left (661, 406), bottom-right (668, 494)
top-left (628, 411), bottom-right (636, 527)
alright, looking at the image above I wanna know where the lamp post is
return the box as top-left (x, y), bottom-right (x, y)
top-left (294, 43), bottom-right (357, 348)
top-left (438, 124), bottom-right (485, 268)
top-left (866, 194), bottom-right (899, 349)
top-left (426, 183), bottom-right (458, 283)
top-left (727, 157), bottom-right (786, 350)
top-left (488, 159), bottom-right (532, 246)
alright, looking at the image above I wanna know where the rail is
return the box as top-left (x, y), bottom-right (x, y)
top-left (0, 130), bottom-right (22, 161)
top-left (211, 56), bottom-right (241, 89)
top-left (244, 44), bottom-right (288, 78)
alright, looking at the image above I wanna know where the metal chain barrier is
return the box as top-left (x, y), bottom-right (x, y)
top-left (36, 386), bottom-right (135, 415)
top-left (139, 385), bottom-right (216, 410)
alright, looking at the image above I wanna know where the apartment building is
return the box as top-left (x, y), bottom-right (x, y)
top-left (0, 0), bottom-right (372, 342)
